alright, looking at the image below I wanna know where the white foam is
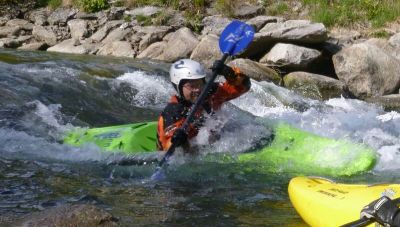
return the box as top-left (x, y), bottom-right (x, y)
top-left (115, 71), bottom-right (174, 108)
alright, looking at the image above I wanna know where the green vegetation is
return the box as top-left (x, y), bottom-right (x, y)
top-left (301, 0), bottom-right (400, 28)
top-left (267, 1), bottom-right (289, 16)
top-left (78, 0), bottom-right (109, 12)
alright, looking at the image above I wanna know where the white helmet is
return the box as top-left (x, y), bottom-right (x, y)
top-left (170, 59), bottom-right (206, 95)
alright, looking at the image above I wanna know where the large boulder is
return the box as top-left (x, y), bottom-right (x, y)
top-left (25, 8), bottom-right (49, 26)
top-left (159, 27), bottom-right (199, 62)
top-left (0, 36), bottom-right (32, 48)
top-left (32, 25), bottom-right (57, 46)
top-left (246, 16), bottom-right (283, 32)
top-left (89, 20), bottom-right (124, 43)
top-left (47, 39), bottom-right (97, 54)
top-left (101, 27), bottom-right (132, 44)
top-left (47, 7), bottom-right (77, 26)
top-left (0, 26), bottom-right (21, 38)
top-left (190, 34), bottom-right (222, 69)
top-left (232, 2), bottom-right (264, 19)
top-left (283, 71), bottom-right (345, 100)
top-left (18, 42), bottom-right (48, 51)
top-left (244, 20), bottom-right (327, 58)
top-left (228, 58), bottom-right (281, 84)
top-left (67, 19), bottom-right (89, 40)
top-left (6, 19), bottom-right (34, 31)
top-left (259, 43), bottom-right (322, 69)
top-left (201, 15), bottom-right (231, 36)
top-left (124, 6), bottom-right (161, 17)
top-left (11, 204), bottom-right (118, 226)
top-left (137, 41), bottom-right (167, 60)
top-left (333, 43), bottom-right (400, 98)
top-left (132, 26), bottom-right (171, 51)
top-left (97, 41), bottom-right (135, 57)
top-left (365, 38), bottom-right (400, 61)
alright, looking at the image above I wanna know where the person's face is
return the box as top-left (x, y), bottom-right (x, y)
top-left (182, 79), bottom-right (204, 103)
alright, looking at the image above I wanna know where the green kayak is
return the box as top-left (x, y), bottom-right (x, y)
top-left (63, 121), bottom-right (377, 176)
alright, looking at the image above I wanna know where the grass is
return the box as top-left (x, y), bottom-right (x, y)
top-left (302, 0), bottom-right (400, 28)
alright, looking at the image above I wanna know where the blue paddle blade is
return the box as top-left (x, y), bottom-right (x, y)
top-left (151, 166), bottom-right (166, 181)
top-left (219, 20), bottom-right (255, 55)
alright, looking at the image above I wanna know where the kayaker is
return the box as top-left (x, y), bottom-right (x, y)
top-left (361, 196), bottom-right (400, 226)
top-left (156, 59), bottom-right (251, 152)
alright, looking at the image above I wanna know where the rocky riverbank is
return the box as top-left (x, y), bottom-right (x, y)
top-left (1, 3), bottom-right (400, 110)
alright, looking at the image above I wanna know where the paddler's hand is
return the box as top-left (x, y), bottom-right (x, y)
top-left (360, 196), bottom-right (400, 226)
top-left (171, 128), bottom-right (188, 147)
top-left (211, 60), bottom-right (235, 78)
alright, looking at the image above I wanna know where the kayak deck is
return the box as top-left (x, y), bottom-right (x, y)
top-left (288, 176), bottom-right (400, 227)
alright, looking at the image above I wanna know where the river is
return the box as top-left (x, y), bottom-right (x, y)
top-left (1, 49), bottom-right (399, 226)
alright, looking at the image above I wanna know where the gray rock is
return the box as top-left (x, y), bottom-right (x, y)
top-left (201, 15), bottom-right (231, 36)
top-left (137, 41), bottom-right (167, 59)
top-left (333, 43), bottom-right (400, 98)
top-left (68, 19), bottom-right (89, 40)
top-left (228, 58), bottom-right (281, 84)
top-left (97, 41), bottom-right (135, 57)
top-left (32, 25), bottom-right (57, 46)
top-left (11, 204), bottom-right (118, 226)
top-left (168, 11), bottom-right (185, 28)
top-left (159, 27), bottom-right (199, 62)
top-left (6, 19), bottom-right (34, 31)
top-left (101, 27), bottom-right (132, 44)
top-left (364, 38), bottom-right (400, 61)
top-left (89, 20), bottom-right (124, 43)
top-left (246, 16), bottom-right (284, 32)
top-left (366, 94), bottom-right (400, 111)
top-left (76, 12), bottom-right (99, 20)
top-left (48, 7), bottom-right (77, 26)
top-left (109, 7), bottom-right (127, 20)
top-left (47, 38), bottom-right (95, 54)
top-left (260, 43), bottom-right (322, 69)
top-left (0, 35), bottom-right (32, 48)
top-left (133, 25), bottom-right (171, 51)
top-left (190, 34), bottom-right (222, 69)
top-left (389, 33), bottom-right (400, 47)
top-left (283, 71), bottom-right (345, 100)
top-left (125, 6), bottom-right (161, 17)
top-left (233, 2), bottom-right (265, 19)
top-left (0, 17), bottom-right (8, 26)
top-left (18, 42), bottom-right (48, 51)
top-left (0, 26), bottom-right (21, 38)
top-left (26, 8), bottom-right (49, 26)
top-left (244, 20), bottom-right (327, 58)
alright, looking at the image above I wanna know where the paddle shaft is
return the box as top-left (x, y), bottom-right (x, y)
top-left (157, 53), bottom-right (229, 168)
top-left (340, 217), bottom-right (374, 227)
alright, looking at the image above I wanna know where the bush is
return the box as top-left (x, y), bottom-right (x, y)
top-left (78, 0), bottom-right (109, 12)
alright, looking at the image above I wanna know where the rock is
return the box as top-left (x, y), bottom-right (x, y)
top-left (89, 20), bottom-right (124, 43)
top-left (132, 25), bottom-right (171, 51)
top-left (228, 58), bottom-right (281, 84)
top-left (233, 2), bottom-right (265, 19)
top-left (333, 43), bottom-right (400, 98)
top-left (67, 19), bottom-right (89, 40)
top-left (108, 7), bottom-right (126, 20)
top-left (283, 71), bottom-right (345, 100)
top-left (12, 204), bottom-right (118, 226)
top-left (47, 38), bottom-right (96, 54)
top-left (328, 27), bottom-right (361, 46)
top-left (0, 26), bottom-right (21, 38)
top-left (6, 19), bottom-right (34, 31)
top-left (259, 43), bottom-right (322, 69)
top-left (0, 35), bottom-right (32, 48)
top-left (365, 94), bottom-right (400, 111)
top-left (244, 20), bottom-right (327, 58)
top-left (25, 8), bottom-right (49, 26)
top-left (18, 42), bottom-right (48, 51)
top-left (97, 41), bottom-right (135, 57)
top-left (201, 15), bottom-right (231, 36)
top-left (32, 25), bottom-right (58, 46)
top-left (190, 34), bottom-right (222, 69)
top-left (365, 38), bottom-right (400, 61)
top-left (76, 12), bottom-right (98, 20)
top-left (101, 27), bottom-right (132, 44)
top-left (48, 7), bottom-right (77, 26)
top-left (389, 33), bottom-right (400, 47)
top-left (137, 41), bottom-right (167, 59)
top-left (246, 16), bottom-right (283, 32)
top-left (167, 11), bottom-right (185, 28)
top-left (0, 17), bottom-right (9, 26)
top-left (159, 27), bottom-right (199, 62)
top-left (124, 6), bottom-right (161, 17)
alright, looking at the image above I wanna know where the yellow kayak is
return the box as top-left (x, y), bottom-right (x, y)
top-left (288, 176), bottom-right (400, 227)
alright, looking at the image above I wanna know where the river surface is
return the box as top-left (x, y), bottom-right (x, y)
top-left (1, 49), bottom-right (400, 226)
